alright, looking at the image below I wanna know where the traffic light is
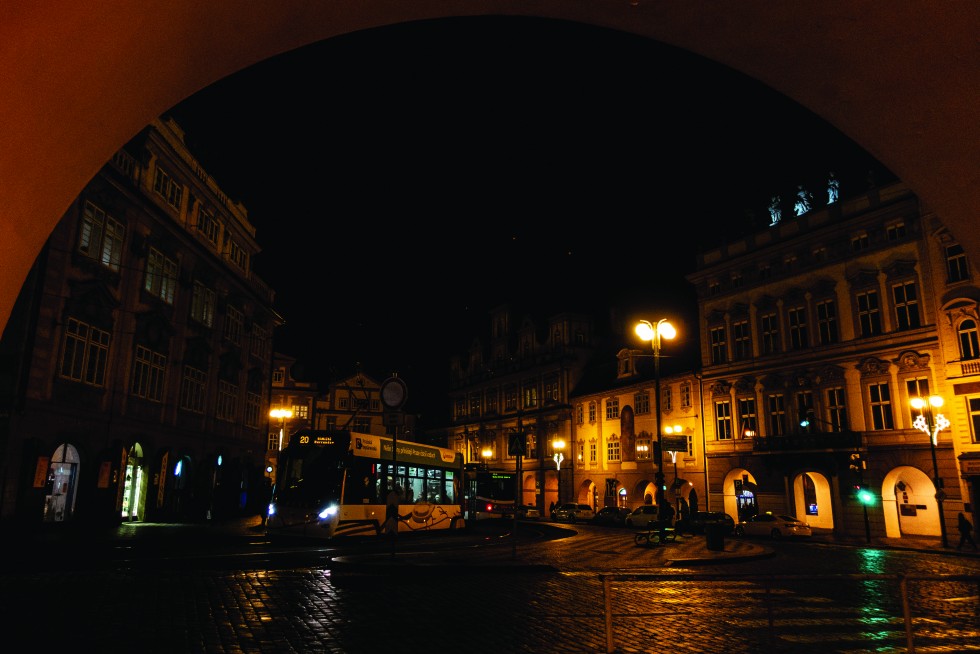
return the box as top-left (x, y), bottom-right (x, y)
top-left (854, 485), bottom-right (875, 505)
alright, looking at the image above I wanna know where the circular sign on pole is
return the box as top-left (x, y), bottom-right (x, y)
top-left (380, 376), bottom-right (408, 410)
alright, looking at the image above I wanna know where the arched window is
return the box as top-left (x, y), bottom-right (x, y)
top-left (959, 319), bottom-right (979, 360)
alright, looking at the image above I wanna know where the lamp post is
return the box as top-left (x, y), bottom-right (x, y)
top-left (269, 408), bottom-right (293, 451)
top-left (663, 424), bottom-right (682, 505)
top-left (910, 395), bottom-right (951, 548)
top-left (636, 318), bottom-right (676, 505)
top-left (481, 446), bottom-right (493, 471)
top-left (553, 438), bottom-right (565, 507)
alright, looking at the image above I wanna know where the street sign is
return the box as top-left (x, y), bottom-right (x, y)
top-left (508, 432), bottom-right (526, 457)
top-left (661, 435), bottom-right (687, 452)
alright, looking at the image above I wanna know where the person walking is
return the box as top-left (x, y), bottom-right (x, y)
top-left (956, 512), bottom-right (977, 551)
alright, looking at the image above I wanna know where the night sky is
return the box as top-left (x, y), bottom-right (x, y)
top-left (165, 16), bottom-right (894, 427)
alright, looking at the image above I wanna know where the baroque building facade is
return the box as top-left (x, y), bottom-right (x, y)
top-left (687, 181), bottom-right (978, 543)
top-left (0, 116), bottom-right (279, 526)
top-left (569, 350), bottom-right (707, 518)
top-left (448, 305), bottom-right (597, 514)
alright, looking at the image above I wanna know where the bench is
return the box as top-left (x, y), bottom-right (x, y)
top-left (633, 526), bottom-right (676, 547)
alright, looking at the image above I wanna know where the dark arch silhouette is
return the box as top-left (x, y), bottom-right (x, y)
top-left (0, 4), bottom-right (977, 335)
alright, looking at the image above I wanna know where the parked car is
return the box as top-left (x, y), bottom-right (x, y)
top-left (591, 506), bottom-right (631, 527)
top-left (551, 503), bottom-right (595, 523)
top-left (625, 505), bottom-right (661, 529)
top-left (677, 511), bottom-right (736, 536)
top-left (734, 513), bottom-right (812, 539)
top-left (518, 505), bottom-right (541, 520)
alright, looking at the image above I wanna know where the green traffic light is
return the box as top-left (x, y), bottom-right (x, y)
top-left (856, 487), bottom-right (875, 505)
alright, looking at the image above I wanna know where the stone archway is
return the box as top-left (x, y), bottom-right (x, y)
top-left (1, 4), bottom-right (977, 337)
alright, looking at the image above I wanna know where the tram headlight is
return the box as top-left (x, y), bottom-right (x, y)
top-left (267, 503), bottom-right (276, 517)
top-left (318, 503), bottom-right (339, 520)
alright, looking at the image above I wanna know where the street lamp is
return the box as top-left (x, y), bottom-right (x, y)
top-left (910, 395), bottom-right (951, 548)
top-left (663, 424), bottom-right (683, 504)
top-left (269, 408), bottom-right (293, 451)
top-left (553, 438), bottom-right (565, 506)
top-left (481, 446), bottom-right (493, 471)
top-left (636, 318), bottom-right (677, 505)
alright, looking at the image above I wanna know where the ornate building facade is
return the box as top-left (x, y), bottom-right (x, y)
top-left (687, 181), bottom-right (978, 543)
top-left (0, 116), bottom-right (279, 526)
top-left (449, 305), bottom-right (597, 514)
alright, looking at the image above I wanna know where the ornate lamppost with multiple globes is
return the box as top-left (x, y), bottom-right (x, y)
top-left (910, 395), bottom-right (951, 548)
top-left (635, 319), bottom-right (676, 505)
top-left (553, 438), bottom-right (565, 507)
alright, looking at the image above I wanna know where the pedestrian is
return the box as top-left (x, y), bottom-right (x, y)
top-left (549, 501), bottom-right (556, 518)
top-left (956, 512), bottom-right (977, 550)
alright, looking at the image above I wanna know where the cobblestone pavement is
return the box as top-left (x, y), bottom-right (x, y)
top-left (3, 516), bottom-right (977, 653)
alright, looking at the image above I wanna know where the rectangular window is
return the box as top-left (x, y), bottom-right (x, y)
top-left (905, 377), bottom-right (930, 424)
top-left (680, 383), bottom-right (692, 409)
top-left (709, 326), bottom-right (728, 364)
top-left (737, 397), bottom-right (757, 437)
top-left (576, 403), bottom-right (584, 424)
top-left (857, 290), bottom-right (882, 336)
top-left (216, 381), bottom-right (238, 421)
top-left (250, 324), bottom-right (268, 359)
top-left (522, 384), bottom-right (538, 409)
top-left (787, 306), bottom-right (809, 350)
top-left (292, 404), bottom-right (309, 420)
top-left (715, 400), bottom-right (733, 440)
top-left (886, 221), bottom-right (906, 241)
top-left (153, 167), bottom-right (183, 210)
top-left (816, 299), bottom-right (839, 345)
top-left (352, 417), bottom-right (371, 432)
top-left (144, 248), bottom-right (177, 304)
top-left (946, 243), bottom-right (969, 283)
top-left (131, 345), bottom-right (166, 401)
top-left (589, 441), bottom-right (597, 464)
top-left (796, 390), bottom-right (814, 429)
top-left (190, 281), bottom-right (215, 328)
top-left (636, 438), bottom-right (652, 460)
top-left (485, 392), bottom-right (498, 415)
top-left (229, 240), bottom-right (248, 272)
top-left (244, 392), bottom-right (260, 428)
top-left (272, 368), bottom-right (284, 385)
top-left (605, 398), bottom-right (619, 420)
top-left (969, 397), bottom-right (980, 444)
top-left (60, 317), bottom-right (110, 386)
top-left (223, 305), bottom-right (244, 345)
top-left (198, 208), bottom-right (220, 245)
top-left (759, 264), bottom-right (771, 280)
top-left (544, 379), bottom-right (560, 402)
top-left (761, 312), bottom-right (779, 355)
top-left (179, 365), bottom-right (207, 413)
top-left (893, 281), bottom-right (921, 330)
top-left (78, 200), bottom-right (124, 271)
top-left (827, 387), bottom-right (848, 432)
top-left (634, 391), bottom-right (650, 415)
top-left (766, 393), bottom-right (786, 436)
top-left (268, 431), bottom-right (280, 452)
top-left (504, 386), bottom-right (517, 411)
top-left (868, 382), bottom-right (894, 430)
top-left (469, 394), bottom-right (481, 416)
top-left (607, 439), bottom-right (621, 462)
top-left (588, 402), bottom-right (596, 423)
top-left (851, 233), bottom-right (869, 251)
top-left (662, 386), bottom-right (672, 412)
top-left (732, 319), bottom-right (751, 360)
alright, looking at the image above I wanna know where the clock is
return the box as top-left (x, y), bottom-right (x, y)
top-left (380, 376), bottom-right (407, 410)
